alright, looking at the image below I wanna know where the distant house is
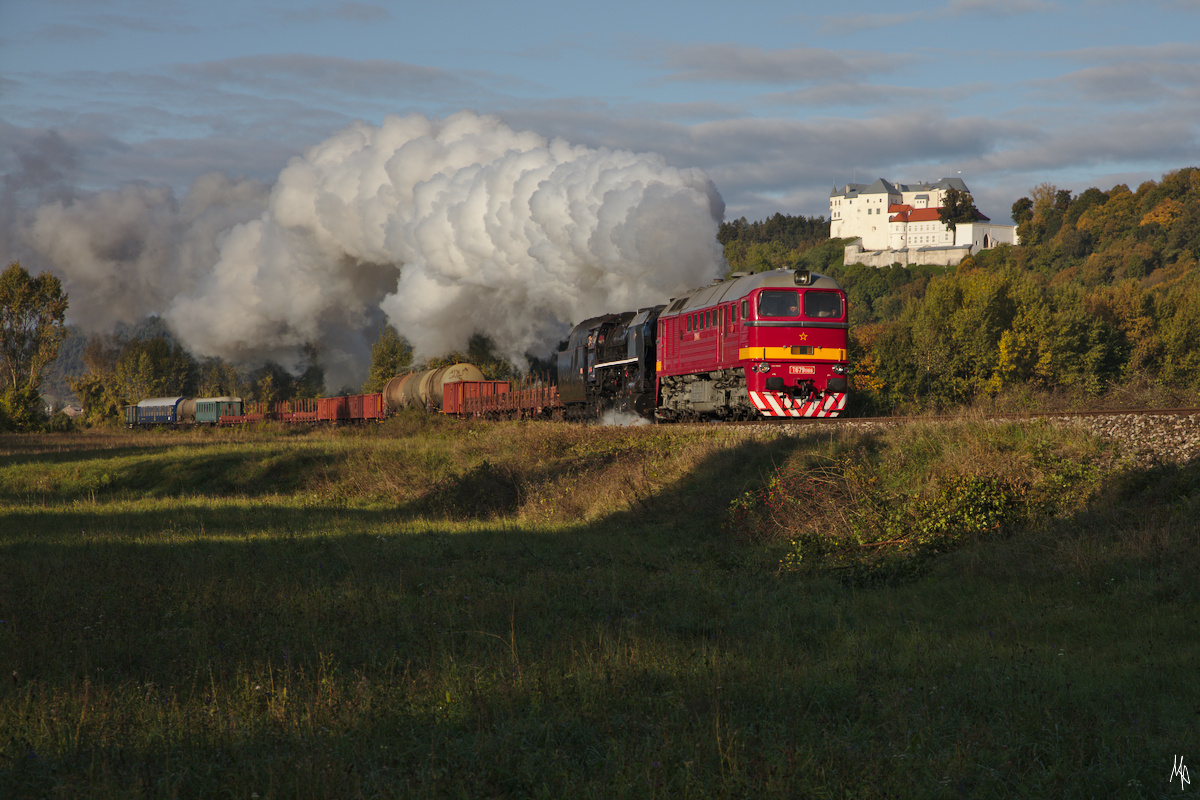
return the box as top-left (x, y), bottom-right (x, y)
top-left (829, 177), bottom-right (1017, 267)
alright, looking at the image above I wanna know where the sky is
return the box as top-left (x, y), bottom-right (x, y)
top-left (1, 0), bottom-right (1199, 382)
top-left (4, 0), bottom-right (1198, 224)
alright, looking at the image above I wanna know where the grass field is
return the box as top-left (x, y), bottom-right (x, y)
top-left (1, 414), bottom-right (1197, 798)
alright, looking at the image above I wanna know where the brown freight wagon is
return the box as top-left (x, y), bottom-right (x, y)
top-left (318, 396), bottom-right (350, 422)
top-left (276, 398), bottom-right (319, 423)
top-left (443, 380), bottom-right (510, 416)
top-left (356, 392), bottom-right (386, 421)
top-left (461, 383), bottom-right (563, 419)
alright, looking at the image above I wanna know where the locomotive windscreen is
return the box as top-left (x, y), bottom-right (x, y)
top-left (757, 290), bottom-right (800, 318)
top-left (804, 291), bottom-right (843, 319)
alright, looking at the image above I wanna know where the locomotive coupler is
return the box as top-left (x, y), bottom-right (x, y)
top-left (791, 380), bottom-right (817, 402)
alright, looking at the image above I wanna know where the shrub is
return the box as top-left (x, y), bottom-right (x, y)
top-left (0, 386), bottom-right (45, 431)
top-left (726, 425), bottom-right (1102, 584)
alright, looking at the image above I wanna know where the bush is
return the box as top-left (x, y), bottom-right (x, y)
top-left (725, 424), bottom-right (1104, 583)
top-left (0, 387), bottom-right (45, 431)
top-left (47, 410), bottom-right (74, 432)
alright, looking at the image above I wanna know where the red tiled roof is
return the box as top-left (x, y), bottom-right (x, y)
top-left (888, 206), bottom-right (991, 223)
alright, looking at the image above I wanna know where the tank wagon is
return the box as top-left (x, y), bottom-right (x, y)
top-left (124, 268), bottom-right (849, 427)
top-left (382, 363), bottom-right (486, 413)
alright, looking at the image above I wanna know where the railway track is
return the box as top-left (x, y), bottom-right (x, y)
top-left (1023, 408), bottom-right (1200, 464)
top-left (669, 407), bottom-right (1200, 465)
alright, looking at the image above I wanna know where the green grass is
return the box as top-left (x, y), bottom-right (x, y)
top-left (1, 419), bottom-right (1197, 798)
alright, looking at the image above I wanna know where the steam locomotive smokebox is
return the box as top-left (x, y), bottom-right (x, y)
top-left (383, 363), bottom-right (486, 412)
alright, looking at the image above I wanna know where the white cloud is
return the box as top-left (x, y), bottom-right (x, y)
top-left (1028, 44), bottom-right (1200, 104)
top-left (175, 54), bottom-right (486, 101)
top-left (658, 44), bottom-right (908, 84)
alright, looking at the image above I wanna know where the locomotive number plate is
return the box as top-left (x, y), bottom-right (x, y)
top-left (788, 366), bottom-right (816, 375)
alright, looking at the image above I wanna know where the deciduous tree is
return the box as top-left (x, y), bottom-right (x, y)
top-left (67, 334), bottom-right (123, 424)
top-left (0, 261), bottom-right (68, 393)
top-left (362, 324), bottom-right (413, 393)
top-left (938, 187), bottom-right (981, 233)
top-left (112, 336), bottom-right (196, 401)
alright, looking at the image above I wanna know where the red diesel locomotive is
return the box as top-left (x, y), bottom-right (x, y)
top-left (653, 268), bottom-right (849, 419)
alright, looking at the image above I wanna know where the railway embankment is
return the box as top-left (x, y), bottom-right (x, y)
top-left (1049, 411), bottom-right (1200, 464)
top-left (769, 409), bottom-right (1200, 464)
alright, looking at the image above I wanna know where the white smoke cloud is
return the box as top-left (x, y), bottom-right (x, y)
top-left (22, 173), bottom-right (269, 331)
top-left (370, 113), bottom-right (727, 361)
top-left (13, 111), bottom-right (727, 383)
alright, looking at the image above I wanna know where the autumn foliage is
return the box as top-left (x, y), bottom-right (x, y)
top-left (828, 167), bottom-right (1200, 412)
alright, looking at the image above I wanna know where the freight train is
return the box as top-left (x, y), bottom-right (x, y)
top-left (125, 267), bottom-right (849, 426)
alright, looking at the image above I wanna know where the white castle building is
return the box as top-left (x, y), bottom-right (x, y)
top-left (830, 177), bottom-right (1017, 267)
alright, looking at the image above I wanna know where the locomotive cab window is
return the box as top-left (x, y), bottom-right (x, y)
top-left (758, 290), bottom-right (800, 318)
top-left (804, 291), bottom-right (843, 319)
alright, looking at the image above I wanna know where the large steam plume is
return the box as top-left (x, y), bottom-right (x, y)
top-left (9, 111), bottom-right (727, 385)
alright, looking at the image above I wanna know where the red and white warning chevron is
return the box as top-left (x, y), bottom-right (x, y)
top-left (749, 391), bottom-right (846, 418)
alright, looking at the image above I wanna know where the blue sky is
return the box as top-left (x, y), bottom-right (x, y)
top-left (4, 0), bottom-right (1199, 225)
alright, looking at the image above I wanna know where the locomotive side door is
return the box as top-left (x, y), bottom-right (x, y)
top-left (722, 302), bottom-right (738, 365)
top-left (710, 307), bottom-right (720, 367)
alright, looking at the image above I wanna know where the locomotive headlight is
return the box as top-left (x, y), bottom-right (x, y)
top-left (758, 362), bottom-right (771, 374)
top-left (832, 364), bottom-right (849, 375)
